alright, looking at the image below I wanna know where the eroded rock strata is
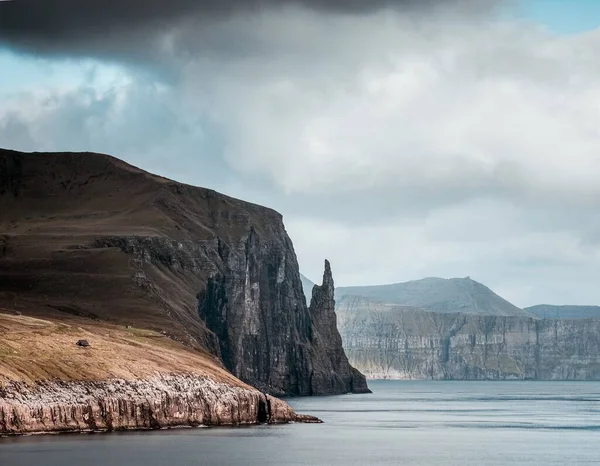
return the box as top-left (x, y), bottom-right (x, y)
top-left (307, 261), bottom-right (370, 394)
top-left (0, 374), bottom-right (319, 435)
top-left (338, 307), bottom-right (600, 380)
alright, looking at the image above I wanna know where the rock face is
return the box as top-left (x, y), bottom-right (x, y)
top-left (306, 261), bottom-right (370, 394)
top-left (336, 277), bottom-right (530, 317)
top-left (525, 305), bottom-right (600, 320)
top-left (0, 374), bottom-right (318, 435)
top-left (198, 254), bottom-right (369, 396)
top-left (0, 149), bottom-right (367, 397)
top-left (338, 307), bottom-right (600, 380)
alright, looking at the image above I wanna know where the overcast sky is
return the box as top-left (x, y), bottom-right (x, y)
top-left (2, 0), bottom-right (600, 307)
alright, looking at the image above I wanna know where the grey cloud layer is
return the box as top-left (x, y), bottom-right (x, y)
top-left (0, 0), bottom-right (497, 55)
top-left (2, 2), bottom-right (600, 307)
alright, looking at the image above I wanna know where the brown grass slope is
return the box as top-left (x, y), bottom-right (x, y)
top-left (0, 149), bottom-right (283, 353)
top-left (0, 310), bottom-right (245, 386)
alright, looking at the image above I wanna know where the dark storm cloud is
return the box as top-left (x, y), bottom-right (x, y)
top-left (0, 0), bottom-right (496, 55)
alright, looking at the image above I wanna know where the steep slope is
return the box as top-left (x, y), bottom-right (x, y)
top-left (306, 261), bottom-right (370, 394)
top-left (336, 277), bottom-right (529, 317)
top-left (0, 149), bottom-right (367, 398)
top-left (0, 311), bottom-right (315, 434)
top-left (338, 306), bottom-right (600, 380)
top-left (525, 305), bottom-right (600, 319)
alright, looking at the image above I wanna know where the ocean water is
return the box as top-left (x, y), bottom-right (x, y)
top-left (1, 380), bottom-right (599, 465)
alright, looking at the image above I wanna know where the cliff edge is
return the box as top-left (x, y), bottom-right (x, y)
top-left (0, 148), bottom-right (366, 433)
top-left (0, 312), bottom-right (319, 435)
top-left (0, 148), bottom-right (367, 397)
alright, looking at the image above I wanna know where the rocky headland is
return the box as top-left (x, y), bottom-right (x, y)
top-left (0, 375), bottom-right (305, 435)
top-left (0, 148), bottom-right (365, 435)
top-left (0, 311), bottom-right (320, 435)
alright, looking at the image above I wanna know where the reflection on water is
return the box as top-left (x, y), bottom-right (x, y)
top-left (2, 381), bottom-right (599, 466)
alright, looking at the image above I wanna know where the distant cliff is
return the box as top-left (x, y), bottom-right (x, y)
top-left (0, 149), bottom-right (367, 403)
top-left (525, 305), bottom-right (600, 320)
top-left (338, 306), bottom-right (600, 380)
top-left (336, 277), bottom-right (530, 317)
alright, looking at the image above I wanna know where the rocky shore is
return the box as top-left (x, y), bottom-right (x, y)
top-left (0, 373), bottom-right (320, 436)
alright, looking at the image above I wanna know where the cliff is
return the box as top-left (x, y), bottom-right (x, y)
top-left (0, 149), bottom-right (366, 397)
top-left (336, 277), bottom-right (530, 317)
top-left (0, 375), bottom-right (303, 435)
top-left (306, 261), bottom-right (370, 394)
top-left (338, 305), bottom-right (600, 380)
top-left (525, 304), bottom-right (600, 320)
top-left (0, 312), bottom-right (319, 435)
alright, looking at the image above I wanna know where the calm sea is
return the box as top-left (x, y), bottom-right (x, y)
top-left (2, 380), bottom-right (599, 465)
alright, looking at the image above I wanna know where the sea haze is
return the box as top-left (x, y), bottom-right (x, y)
top-left (2, 380), bottom-right (599, 466)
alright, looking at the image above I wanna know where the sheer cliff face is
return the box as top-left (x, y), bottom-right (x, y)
top-left (196, 226), bottom-right (313, 396)
top-left (306, 261), bottom-right (370, 394)
top-left (0, 375), bottom-right (303, 435)
top-left (0, 149), bottom-right (367, 397)
top-left (197, 244), bottom-right (369, 395)
top-left (338, 307), bottom-right (600, 380)
top-left (525, 305), bottom-right (600, 320)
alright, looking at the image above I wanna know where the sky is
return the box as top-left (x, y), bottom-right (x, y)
top-left (1, 0), bottom-right (600, 307)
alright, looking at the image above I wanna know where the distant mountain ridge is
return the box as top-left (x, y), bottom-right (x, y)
top-left (525, 305), bottom-right (600, 320)
top-left (335, 277), bottom-right (530, 317)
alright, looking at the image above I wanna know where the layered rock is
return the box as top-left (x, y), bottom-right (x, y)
top-left (0, 374), bottom-right (319, 435)
top-left (525, 304), bottom-right (600, 320)
top-left (0, 149), bottom-right (367, 399)
top-left (306, 261), bottom-right (370, 394)
top-left (338, 307), bottom-right (600, 380)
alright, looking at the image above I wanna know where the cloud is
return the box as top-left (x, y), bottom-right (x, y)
top-left (0, 0), bottom-right (499, 58)
top-left (2, 3), bottom-right (600, 306)
top-left (180, 13), bottom-right (600, 208)
top-left (0, 70), bottom-right (231, 185)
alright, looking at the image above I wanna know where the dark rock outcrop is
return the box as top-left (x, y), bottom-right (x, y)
top-left (307, 260), bottom-right (370, 394)
top-left (198, 258), bottom-right (370, 396)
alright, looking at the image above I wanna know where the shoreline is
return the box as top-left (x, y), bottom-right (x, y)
top-left (0, 373), bottom-right (321, 436)
top-left (0, 418), bottom-right (322, 439)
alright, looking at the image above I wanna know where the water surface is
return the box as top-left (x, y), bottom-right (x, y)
top-left (2, 381), bottom-right (599, 465)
